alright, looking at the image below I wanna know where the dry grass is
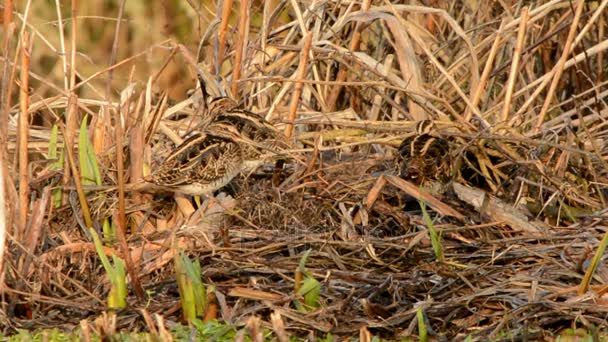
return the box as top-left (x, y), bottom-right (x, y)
top-left (2, 0), bottom-right (608, 340)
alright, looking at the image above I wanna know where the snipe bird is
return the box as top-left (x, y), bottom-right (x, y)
top-left (143, 79), bottom-right (289, 196)
top-left (398, 119), bottom-right (452, 186)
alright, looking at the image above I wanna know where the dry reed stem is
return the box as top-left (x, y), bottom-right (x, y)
top-left (467, 20), bottom-right (505, 123)
top-left (80, 319), bottom-right (92, 342)
top-left (53, 0), bottom-right (68, 90)
top-left (105, 0), bottom-right (125, 100)
top-left (231, 0), bottom-right (249, 97)
top-left (247, 316), bottom-right (263, 342)
top-left (368, 54), bottom-right (394, 121)
top-left (534, 0), bottom-right (585, 133)
top-left (500, 7), bottom-right (528, 124)
top-left (18, 30), bottom-right (29, 241)
top-left (260, 0), bottom-right (272, 67)
top-left (0, 140), bottom-right (5, 290)
top-left (203, 293), bottom-right (218, 321)
top-left (1, 0), bottom-right (14, 139)
top-left (4, 0), bottom-right (608, 337)
top-left (61, 0), bottom-right (78, 207)
top-left (217, 0), bottom-right (233, 73)
top-left (70, 42), bottom-right (171, 93)
top-left (152, 49), bottom-right (177, 86)
top-left (0, 70), bottom-right (9, 287)
top-left (364, 176), bottom-right (387, 209)
top-left (62, 96), bottom-right (93, 229)
top-left (114, 71), bottom-right (145, 300)
top-left (19, 187), bottom-right (49, 278)
top-left (270, 311), bottom-right (289, 342)
top-left (146, 93), bottom-right (169, 145)
top-left (326, 0), bottom-right (371, 112)
top-left (69, 0), bottom-right (77, 89)
top-left (129, 94), bottom-right (144, 183)
top-left (140, 309), bottom-right (157, 337)
top-left (598, 14), bottom-right (605, 83)
top-left (384, 16), bottom-right (426, 121)
top-left (155, 315), bottom-right (172, 341)
top-left (62, 95), bottom-right (77, 204)
top-left (385, 176), bottom-right (464, 219)
top-left (285, 32), bottom-right (313, 139)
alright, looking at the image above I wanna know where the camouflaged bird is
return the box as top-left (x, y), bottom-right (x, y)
top-left (143, 81), bottom-right (289, 195)
top-left (75, 76), bottom-right (290, 196)
top-left (398, 120), bottom-right (452, 187)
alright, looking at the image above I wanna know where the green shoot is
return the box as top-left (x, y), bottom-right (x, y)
top-left (78, 115), bottom-right (102, 186)
top-left (174, 251), bottom-right (207, 322)
top-left (78, 116), bottom-right (115, 241)
top-left (420, 200), bottom-right (444, 262)
top-left (417, 307), bottom-right (428, 342)
top-left (90, 228), bottom-right (127, 309)
top-left (102, 217), bottom-right (115, 245)
top-left (294, 249), bottom-right (321, 311)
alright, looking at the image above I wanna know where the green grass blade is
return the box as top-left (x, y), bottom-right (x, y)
top-left (417, 307), bottom-right (428, 342)
top-left (175, 251), bottom-right (207, 322)
top-left (298, 275), bottom-right (321, 309)
top-left (89, 228), bottom-right (127, 308)
top-left (78, 116), bottom-right (102, 186)
top-left (420, 200), bottom-right (444, 262)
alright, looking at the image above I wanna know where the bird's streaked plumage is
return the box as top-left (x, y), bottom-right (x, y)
top-left (143, 90), bottom-right (289, 195)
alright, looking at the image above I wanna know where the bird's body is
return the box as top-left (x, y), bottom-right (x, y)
top-left (398, 120), bottom-right (452, 186)
top-left (74, 78), bottom-right (289, 196)
top-left (142, 94), bottom-right (288, 195)
top-left (144, 130), bottom-right (244, 195)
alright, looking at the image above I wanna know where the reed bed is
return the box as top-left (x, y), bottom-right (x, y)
top-left (2, 0), bottom-right (608, 340)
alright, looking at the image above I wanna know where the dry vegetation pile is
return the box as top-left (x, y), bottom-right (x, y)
top-left (2, 0), bottom-right (608, 340)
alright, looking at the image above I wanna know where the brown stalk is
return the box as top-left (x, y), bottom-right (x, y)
top-left (62, 95), bottom-right (93, 229)
top-left (284, 32), bottom-right (312, 139)
top-left (326, 0), bottom-right (371, 112)
top-left (465, 20), bottom-right (505, 123)
top-left (384, 7), bottom-right (481, 124)
top-left (294, 266), bottom-right (303, 299)
top-left (203, 292), bottom-right (218, 322)
top-left (384, 18), bottom-right (426, 121)
top-left (151, 47), bottom-right (177, 85)
top-left (18, 187), bottom-right (50, 278)
top-left (598, 15), bottom-right (604, 84)
top-left (365, 176), bottom-right (387, 210)
top-left (129, 94), bottom-right (144, 183)
top-left (500, 7), bottom-right (528, 124)
top-left (53, 0), bottom-right (69, 90)
top-left (114, 93), bottom-right (145, 301)
top-left (270, 311), bottom-right (288, 342)
top-left (107, 0), bottom-right (145, 301)
top-left (247, 316), bottom-right (263, 342)
top-left (62, 0), bottom-right (78, 205)
top-left (0, 0), bottom-right (13, 289)
top-left (70, 46), bottom-right (167, 93)
top-left (231, 0), bottom-right (249, 97)
top-left (217, 0), bottom-right (233, 73)
top-left (139, 309), bottom-right (158, 337)
top-left (69, 0), bottom-right (78, 90)
top-left (1, 0), bottom-right (14, 139)
top-left (0, 132), bottom-right (5, 291)
top-left (62, 94), bottom-right (78, 205)
top-left (105, 0), bottom-right (126, 99)
top-left (534, 0), bottom-right (585, 133)
top-left (17, 30), bottom-right (30, 242)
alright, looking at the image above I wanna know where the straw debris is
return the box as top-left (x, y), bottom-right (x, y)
top-left (2, 0), bottom-right (608, 339)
